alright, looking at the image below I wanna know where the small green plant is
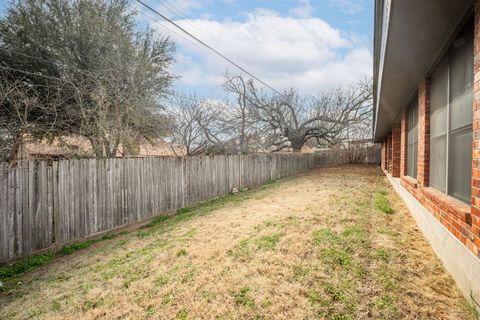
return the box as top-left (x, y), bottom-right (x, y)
top-left (145, 214), bottom-right (171, 228)
top-left (374, 248), bottom-right (391, 262)
top-left (51, 300), bottom-right (61, 311)
top-left (154, 276), bottom-right (169, 287)
top-left (177, 207), bottom-right (193, 214)
top-left (233, 287), bottom-right (255, 308)
top-left (320, 248), bottom-right (351, 267)
top-left (461, 300), bottom-right (480, 320)
top-left (176, 249), bottom-right (188, 257)
top-left (61, 240), bottom-right (93, 255)
top-left (101, 234), bottom-right (113, 240)
top-left (307, 290), bottom-right (324, 304)
top-left (312, 229), bottom-right (339, 245)
top-left (374, 192), bottom-right (393, 214)
top-left (375, 295), bottom-right (396, 311)
top-left (82, 297), bottom-right (106, 311)
top-left (0, 253), bottom-right (54, 280)
top-left (176, 309), bottom-right (188, 320)
top-left (256, 232), bottom-right (284, 250)
top-left (227, 238), bottom-right (252, 258)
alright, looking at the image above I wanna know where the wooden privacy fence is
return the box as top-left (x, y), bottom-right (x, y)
top-left (0, 153), bottom-right (314, 263)
top-left (314, 147), bottom-right (381, 166)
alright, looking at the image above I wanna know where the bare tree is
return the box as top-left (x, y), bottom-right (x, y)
top-left (337, 98), bottom-right (376, 164)
top-left (222, 74), bottom-right (263, 154)
top-left (224, 75), bottom-right (373, 153)
top-left (167, 95), bottom-right (228, 156)
top-left (0, 72), bottom-right (62, 161)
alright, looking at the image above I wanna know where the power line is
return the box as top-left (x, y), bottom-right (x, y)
top-left (132, 4), bottom-right (206, 53)
top-left (135, 0), bottom-right (284, 97)
top-left (154, 0), bottom-right (253, 70)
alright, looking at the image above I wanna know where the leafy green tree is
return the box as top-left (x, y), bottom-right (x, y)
top-left (0, 0), bottom-right (175, 159)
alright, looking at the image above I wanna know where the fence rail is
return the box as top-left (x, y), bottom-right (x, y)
top-left (0, 154), bottom-right (314, 263)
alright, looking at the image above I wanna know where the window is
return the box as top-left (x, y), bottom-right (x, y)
top-left (429, 19), bottom-right (473, 203)
top-left (407, 97), bottom-right (418, 178)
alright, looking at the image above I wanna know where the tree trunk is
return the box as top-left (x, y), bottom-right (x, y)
top-left (8, 133), bottom-right (23, 162)
top-left (88, 137), bottom-right (105, 158)
top-left (290, 137), bottom-right (304, 153)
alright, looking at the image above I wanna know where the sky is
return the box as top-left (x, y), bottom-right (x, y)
top-left (135, 0), bottom-right (374, 98)
top-left (0, 0), bottom-right (374, 99)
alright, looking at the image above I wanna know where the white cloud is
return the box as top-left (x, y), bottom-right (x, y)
top-left (329, 0), bottom-right (364, 15)
top-left (153, 9), bottom-right (372, 93)
top-left (167, 0), bottom-right (202, 15)
top-left (290, 0), bottom-right (314, 18)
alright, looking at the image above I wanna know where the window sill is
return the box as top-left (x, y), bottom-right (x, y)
top-left (401, 176), bottom-right (418, 189)
top-left (422, 187), bottom-right (472, 225)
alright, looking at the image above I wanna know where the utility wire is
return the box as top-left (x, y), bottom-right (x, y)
top-left (135, 0), bottom-right (284, 97)
top-left (154, 0), bottom-right (253, 71)
top-left (132, 4), bottom-right (206, 53)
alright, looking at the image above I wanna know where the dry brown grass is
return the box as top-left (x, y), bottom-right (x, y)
top-left (0, 165), bottom-right (478, 319)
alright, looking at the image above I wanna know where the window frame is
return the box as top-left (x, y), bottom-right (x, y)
top-left (428, 18), bottom-right (473, 204)
top-left (406, 97), bottom-right (418, 179)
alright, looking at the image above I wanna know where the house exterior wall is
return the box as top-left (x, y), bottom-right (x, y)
top-left (400, 110), bottom-right (408, 178)
top-left (391, 125), bottom-right (401, 177)
top-left (381, 138), bottom-right (387, 171)
top-left (386, 133), bottom-right (392, 173)
top-left (376, 0), bottom-right (480, 308)
top-left (381, 85), bottom-right (478, 257)
top-left (416, 80), bottom-right (430, 189)
top-left (380, 38), bottom-right (480, 258)
top-left (472, 0), bottom-right (480, 253)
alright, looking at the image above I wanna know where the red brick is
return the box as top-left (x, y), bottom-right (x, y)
top-left (417, 80), bottom-right (430, 188)
top-left (391, 125), bottom-right (401, 177)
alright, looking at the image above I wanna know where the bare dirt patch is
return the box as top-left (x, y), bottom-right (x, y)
top-left (0, 165), bottom-right (478, 319)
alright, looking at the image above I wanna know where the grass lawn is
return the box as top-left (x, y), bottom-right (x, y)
top-left (0, 165), bottom-right (478, 319)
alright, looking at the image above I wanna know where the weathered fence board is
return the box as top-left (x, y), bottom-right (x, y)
top-left (0, 154), bottom-right (314, 262)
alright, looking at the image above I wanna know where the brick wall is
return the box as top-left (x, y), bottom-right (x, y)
top-left (381, 139), bottom-right (387, 171)
top-left (417, 81), bottom-right (430, 188)
top-left (472, 0), bottom-right (480, 252)
top-left (400, 110), bottom-right (408, 178)
top-left (391, 125), bottom-right (401, 177)
top-left (397, 77), bottom-right (480, 258)
top-left (387, 133), bottom-right (392, 173)
top-left (380, 3), bottom-right (480, 259)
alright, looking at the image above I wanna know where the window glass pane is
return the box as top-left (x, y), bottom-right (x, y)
top-left (450, 20), bottom-right (473, 131)
top-left (407, 98), bottom-right (418, 179)
top-left (447, 19), bottom-right (473, 203)
top-left (448, 127), bottom-right (472, 203)
top-left (430, 58), bottom-right (448, 191)
top-left (407, 143), bottom-right (413, 177)
top-left (413, 142), bottom-right (417, 178)
top-left (430, 136), bottom-right (447, 192)
top-left (430, 58), bottom-right (448, 139)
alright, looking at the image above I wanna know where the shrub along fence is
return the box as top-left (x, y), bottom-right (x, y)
top-left (314, 147), bottom-right (381, 166)
top-left (0, 153), bottom-right (314, 263)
